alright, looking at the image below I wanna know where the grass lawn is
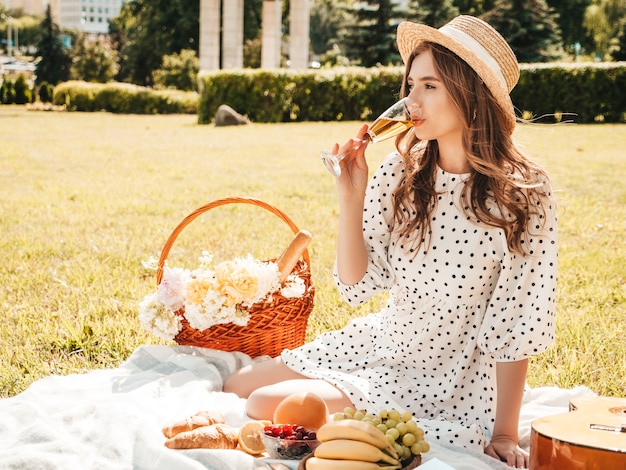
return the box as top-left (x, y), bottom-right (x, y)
top-left (0, 106), bottom-right (624, 398)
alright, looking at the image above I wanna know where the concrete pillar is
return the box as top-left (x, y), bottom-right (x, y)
top-left (289, 0), bottom-right (310, 69)
top-left (199, 0), bottom-right (220, 71)
top-left (261, 0), bottom-right (282, 69)
top-left (222, 0), bottom-right (244, 69)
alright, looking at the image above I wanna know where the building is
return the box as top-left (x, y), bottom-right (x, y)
top-left (1, 0), bottom-right (125, 34)
top-left (54, 0), bottom-right (125, 34)
top-left (0, 0), bottom-right (46, 16)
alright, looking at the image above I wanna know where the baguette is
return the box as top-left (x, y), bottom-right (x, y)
top-left (164, 423), bottom-right (238, 450)
top-left (162, 411), bottom-right (225, 438)
top-left (276, 230), bottom-right (312, 283)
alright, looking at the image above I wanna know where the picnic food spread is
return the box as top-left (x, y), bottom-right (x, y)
top-left (161, 393), bottom-right (429, 468)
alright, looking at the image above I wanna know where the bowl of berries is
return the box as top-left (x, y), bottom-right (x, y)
top-left (261, 424), bottom-right (320, 460)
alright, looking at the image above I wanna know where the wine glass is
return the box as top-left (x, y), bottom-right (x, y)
top-left (320, 97), bottom-right (416, 177)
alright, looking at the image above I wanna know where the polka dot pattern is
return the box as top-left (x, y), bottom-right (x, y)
top-left (282, 152), bottom-right (557, 452)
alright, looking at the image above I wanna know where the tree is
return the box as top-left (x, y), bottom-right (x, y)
top-left (109, 0), bottom-right (199, 86)
top-left (38, 82), bottom-right (54, 103)
top-left (0, 78), bottom-right (15, 104)
top-left (340, 0), bottom-right (404, 66)
top-left (310, 0), bottom-right (349, 56)
top-left (152, 49), bottom-right (199, 91)
top-left (13, 74), bottom-right (32, 104)
top-left (583, 0), bottom-right (626, 59)
top-left (34, 4), bottom-right (71, 85)
top-left (452, 0), bottom-right (497, 15)
top-left (406, 0), bottom-right (460, 28)
top-left (611, 17), bottom-right (626, 59)
top-left (72, 35), bottom-right (120, 83)
top-left (547, 0), bottom-right (594, 54)
top-left (482, 0), bottom-right (564, 62)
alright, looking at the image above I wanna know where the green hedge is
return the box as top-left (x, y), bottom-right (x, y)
top-left (52, 81), bottom-right (198, 114)
top-left (48, 63), bottom-right (626, 124)
top-left (198, 62), bottom-right (626, 124)
top-left (197, 67), bottom-right (403, 124)
top-left (513, 62), bottom-right (626, 123)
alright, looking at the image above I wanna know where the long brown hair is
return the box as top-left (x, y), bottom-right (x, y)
top-left (392, 42), bottom-right (551, 254)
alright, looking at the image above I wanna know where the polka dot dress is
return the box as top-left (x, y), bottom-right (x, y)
top-left (282, 152), bottom-right (558, 454)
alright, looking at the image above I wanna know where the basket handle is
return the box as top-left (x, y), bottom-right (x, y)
top-left (156, 197), bottom-right (311, 285)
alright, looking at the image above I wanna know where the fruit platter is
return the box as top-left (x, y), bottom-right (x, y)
top-left (161, 391), bottom-right (429, 469)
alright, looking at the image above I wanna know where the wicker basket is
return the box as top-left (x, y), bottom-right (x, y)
top-left (156, 197), bottom-right (315, 358)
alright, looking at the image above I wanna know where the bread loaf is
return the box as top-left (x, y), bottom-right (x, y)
top-left (164, 423), bottom-right (238, 450)
top-left (162, 411), bottom-right (225, 438)
top-left (276, 230), bottom-right (312, 283)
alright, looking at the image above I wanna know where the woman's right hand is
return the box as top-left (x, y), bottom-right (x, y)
top-left (334, 124), bottom-right (370, 285)
top-left (334, 124), bottom-right (370, 200)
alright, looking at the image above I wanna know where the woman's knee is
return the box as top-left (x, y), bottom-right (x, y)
top-left (245, 386), bottom-right (285, 420)
top-left (223, 356), bottom-right (302, 397)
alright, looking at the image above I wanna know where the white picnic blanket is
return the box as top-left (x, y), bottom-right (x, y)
top-left (0, 345), bottom-right (595, 470)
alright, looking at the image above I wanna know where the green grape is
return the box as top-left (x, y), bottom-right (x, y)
top-left (395, 422), bottom-right (408, 435)
top-left (393, 442), bottom-right (404, 457)
top-left (406, 420), bottom-right (418, 433)
top-left (359, 407), bottom-right (431, 461)
top-left (401, 432), bottom-right (416, 447)
top-left (343, 407), bottom-right (355, 417)
top-left (388, 409), bottom-right (401, 422)
top-left (386, 427), bottom-right (400, 441)
top-left (410, 442), bottom-right (422, 455)
top-left (384, 418), bottom-right (398, 429)
top-left (333, 412), bottom-right (345, 421)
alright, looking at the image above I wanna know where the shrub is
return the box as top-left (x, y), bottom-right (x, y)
top-left (38, 82), bottom-right (55, 103)
top-left (1, 79), bottom-right (16, 104)
top-left (198, 62), bottom-right (626, 125)
top-left (197, 67), bottom-right (403, 124)
top-left (153, 49), bottom-right (199, 92)
top-left (14, 75), bottom-right (33, 105)
top-left (52, 81), bottom-right (198, 114)
top-left (513, 62), bottom-right (626, 123)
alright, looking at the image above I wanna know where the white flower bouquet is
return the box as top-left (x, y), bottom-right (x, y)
top-left (139, 252), bottom-right (307, 341)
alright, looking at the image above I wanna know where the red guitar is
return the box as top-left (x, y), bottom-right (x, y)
top-left (530, 396), bottom-right (626, 469)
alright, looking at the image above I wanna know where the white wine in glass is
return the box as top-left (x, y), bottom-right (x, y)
top-left (320, 97), bottom-right (415, 177)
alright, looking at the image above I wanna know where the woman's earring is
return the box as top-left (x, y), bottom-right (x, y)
top-left (472, 109), bottom-right (477, 122)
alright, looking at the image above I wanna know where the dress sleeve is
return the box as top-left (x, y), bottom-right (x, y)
top-left (478, 180), bottom-right (558, 361)
top-left (333, 153), bottom-right (404, 306)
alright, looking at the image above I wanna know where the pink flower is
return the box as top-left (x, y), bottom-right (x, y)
top-left (157, 267), bottom-right (188, 311)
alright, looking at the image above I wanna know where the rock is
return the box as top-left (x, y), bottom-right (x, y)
top-left (214, 104), bottom-right (249, 126)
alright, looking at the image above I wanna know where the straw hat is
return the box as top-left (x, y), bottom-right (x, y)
top-left (397, 15), bottom-right (519, 133)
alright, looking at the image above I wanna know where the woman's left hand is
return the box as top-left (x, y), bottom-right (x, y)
top-left (484, 436), bottom-right (529, 469)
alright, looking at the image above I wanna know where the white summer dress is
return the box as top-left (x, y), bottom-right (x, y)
top-left (281, 151), bottom-right (558, 454)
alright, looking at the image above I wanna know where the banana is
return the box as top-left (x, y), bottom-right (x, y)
top-left (306, 456), bottom-right (401, 470)
top-left (314, 438), bottom-right (400, 466)
top-left (316, 420), bottom-right (398, 458)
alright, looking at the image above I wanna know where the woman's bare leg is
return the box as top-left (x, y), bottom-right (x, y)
top-left (223, 356), bottom-right (307, 398)
top-left (223, 356), bottom-right (353, 420)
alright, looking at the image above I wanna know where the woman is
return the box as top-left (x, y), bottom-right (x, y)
top-left (224, 15), bottom-right (557, 469)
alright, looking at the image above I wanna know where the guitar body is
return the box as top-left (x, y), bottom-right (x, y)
top-left (530, 396), bottom-right (626, 470)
